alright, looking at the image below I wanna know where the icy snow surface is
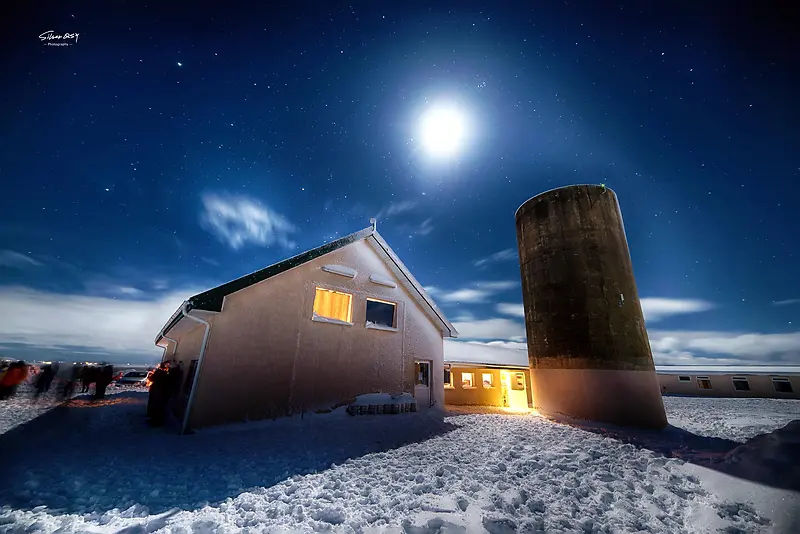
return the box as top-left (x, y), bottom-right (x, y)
top-left (0, 393), bottom-right (798, 533)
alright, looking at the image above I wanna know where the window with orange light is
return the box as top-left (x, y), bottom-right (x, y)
top-left (482, 373), bottom-right (494, 388)
top-left (313, 287), bottom-right (353, 323)
top-left (461, 372), bottom-right (475, 388)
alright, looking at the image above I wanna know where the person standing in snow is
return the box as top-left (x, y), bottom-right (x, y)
top-left (94, 364), bottom-right (114, 400)
top-left (147, 362), bottom-right (171, 426)
top-left (34, 364), bottom-right (56, 399)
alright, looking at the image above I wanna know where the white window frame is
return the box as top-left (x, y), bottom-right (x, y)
top-left (461, 372), bottom-right (476, 389)
top-left (311, 286), bottom-right (354, 326)
top-left (365, 297), bottom-right (398, 331)
top-left (444, 368), bottom-right (454, 389)
top-left (678, 375), bottom-right (691, 382)
top-left (482, 372), bottom-right (495, 389)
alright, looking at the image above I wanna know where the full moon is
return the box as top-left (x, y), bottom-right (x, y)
top-left (418, 103), bottom-right (468, 158)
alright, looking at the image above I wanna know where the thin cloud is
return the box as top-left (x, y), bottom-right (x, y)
top-left (426, 280), bottom-right (518, 304)
top-left (772, 299), bottom-right (800, 306)
top-left (398, 217), bottom-right (434, 237)
top-left (473, 248), bottom-right (518, 268)
top-left (640, 298), bottom-right (715, 323)
top-left (496, 303), bottom-right (525, 318)
top-left (200, 193), bottom-right (296, 250)
top-left (0, 286), bottom-right (202, 363)
top-left (0, 250), bottom-right (42, 269)
top-left (374, 200), bottom-right (417, 220)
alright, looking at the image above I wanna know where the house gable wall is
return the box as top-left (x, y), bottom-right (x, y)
top-left (189, 239), bottom-right (444, 428)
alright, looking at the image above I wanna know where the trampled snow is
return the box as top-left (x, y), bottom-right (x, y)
top-left (1, 392), bottom-right (798, 533)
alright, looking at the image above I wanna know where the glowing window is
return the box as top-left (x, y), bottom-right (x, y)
top-left (444, 369), bottom-right (454, 388)
top-left (482, 373), bottom-right (494, 388)
top-left (461, 373), bottom-right (475, 388)
top-left (313, 287), bottom-right (353, 323)
top-left (512, 372), bottom-right (526, 391)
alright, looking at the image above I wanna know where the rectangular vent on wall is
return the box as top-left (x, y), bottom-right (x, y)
top-left (369, 274), bottom-right (397, 288)
top-left (321, 264), bottom-right (357, 278)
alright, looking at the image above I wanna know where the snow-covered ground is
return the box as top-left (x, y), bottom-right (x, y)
top-left (0, 392), bottom-right (798, 533)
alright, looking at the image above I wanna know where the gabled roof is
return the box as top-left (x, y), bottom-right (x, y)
top-left (156, 227), bottom-right (458, 344)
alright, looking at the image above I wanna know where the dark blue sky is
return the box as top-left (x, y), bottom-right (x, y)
top-left (1, 1), bottom-right (798, 366)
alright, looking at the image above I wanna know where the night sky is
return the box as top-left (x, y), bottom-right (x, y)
top-left (1, 1), bottom-right (798, 366)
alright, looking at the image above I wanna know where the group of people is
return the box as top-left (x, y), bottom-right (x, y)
top-left (146, 360), bottom-right (184, 427)
top-left (0, 361), bottom-right (118, 402)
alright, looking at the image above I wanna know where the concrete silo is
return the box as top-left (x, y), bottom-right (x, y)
top-left (515, 185), bottom-right (667, 429)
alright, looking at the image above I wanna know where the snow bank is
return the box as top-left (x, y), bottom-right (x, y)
top-left (2, 394), bottom-right (798, 533)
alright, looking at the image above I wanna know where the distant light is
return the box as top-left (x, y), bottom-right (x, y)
top-left (418, 103), bottom-right (469, 158)
top-left (177, 62), bottom-right (183, 67)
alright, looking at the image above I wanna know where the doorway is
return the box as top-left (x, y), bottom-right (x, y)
top-left (500, 370), bottom-right (529, 411)
top-left (414, 360), bottom-right (432, 408)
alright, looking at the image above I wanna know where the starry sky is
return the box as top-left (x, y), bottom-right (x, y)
top-left (1, 1), bottom-right (798, 366)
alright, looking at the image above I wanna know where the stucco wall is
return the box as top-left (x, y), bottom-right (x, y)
top-left (161, 321), bottom-right (210, 421)
top-left (444, 366), bottom-right (533, 408)
top-left (658, 373), bottom-right (799, 399)
top-left (188, 238), bottom-right (445, 429)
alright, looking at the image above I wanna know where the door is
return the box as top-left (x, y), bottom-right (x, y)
top-left (414, 360), bottom-right (432, 408)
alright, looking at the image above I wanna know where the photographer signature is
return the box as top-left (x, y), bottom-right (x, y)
top-left (39, 30), bottom-right (80, 43)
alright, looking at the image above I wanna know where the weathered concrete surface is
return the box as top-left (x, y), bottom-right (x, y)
top-left (515, 184), bottom-right (667, 428)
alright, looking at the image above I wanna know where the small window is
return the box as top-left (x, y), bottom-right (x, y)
top-left (732, 376), bottom-right (750, 391)
top-left (678, 376), bottom-right (691, 382)
top-left (482, 373), bottom-right (494, 388)
top-left (696, 376), bottom-right (712, 390)
top-left (461, 372), bottom-right (475, 388)
top-left (512, 372), bottom-right (526, 391)
top-left (772, 377), bottom-right (794, 393)
top-left (415, 361), bottom-right (430, 387)
top-left (313, 287), bottom-right (353, 323)
top-left (444, 369), bottom-right (454, 388)
top-left (366, 298), bottom-right (396, 328)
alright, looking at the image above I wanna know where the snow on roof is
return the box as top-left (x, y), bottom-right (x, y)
top-left (444, 340), bottom-right (529, 368)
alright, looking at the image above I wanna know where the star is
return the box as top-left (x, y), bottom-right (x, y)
top-left (177, 62), bottom-right (183, 67)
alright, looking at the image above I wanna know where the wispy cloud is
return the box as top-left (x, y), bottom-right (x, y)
top-left (0, 250), bottom-right (42, 269)
top-left (201, 257), bottom-right (220, 267)
top-left (640, 298), bottom-right (715, 323)
top-left (772, 299), bottom-right (800, 306)
top-left (200, 193), bottom-right (296, 250)
top-left (425, 280), bottom-right (518, 304)
top-left (397, 217), bottom-right (434, 238)
top-left (374, 200), bottom-right (417, 220)
top-left (473, 248), bottom-right (517, 268)
top-left (649, 330), bottom-right (800, 366)
top-left (496, 303), bottom-right (525, 318)
top-left (0, 286), bottom-right (202, 363)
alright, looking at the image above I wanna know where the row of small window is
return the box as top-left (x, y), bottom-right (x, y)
top-left (443, 370), bottom-right (526, 390)
top-left (681, 375), bottom-right (794, 393)
top-left (312, 287), bottom-right (397, 328)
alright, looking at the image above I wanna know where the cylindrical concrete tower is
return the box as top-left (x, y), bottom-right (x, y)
top-left (515, 184), bottom-right (667, 429)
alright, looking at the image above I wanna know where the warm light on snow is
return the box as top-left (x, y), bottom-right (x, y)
top-left (418, 103), bottom-right (468, 158)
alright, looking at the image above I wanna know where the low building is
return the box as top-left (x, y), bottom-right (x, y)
top-left (443, 341), bottom-right (533, 411)
top-left (155, 225), bottom-right (457, 432)
top-left (657, 366), bottom-right (800, 399)
top-left (443, 342), bottom-right (800, 407)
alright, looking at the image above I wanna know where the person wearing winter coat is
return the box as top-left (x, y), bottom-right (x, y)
top-left (94, 364), bottom-right (114, 400)
top-left (34, 364), bottom-right (56, 399)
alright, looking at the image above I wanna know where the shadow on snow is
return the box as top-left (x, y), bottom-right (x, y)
top-left (0, 391), bottom-right (458, 516)
top-left (555, 416), bottom-right (800, 493)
